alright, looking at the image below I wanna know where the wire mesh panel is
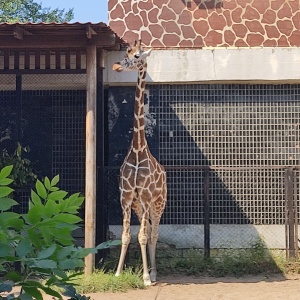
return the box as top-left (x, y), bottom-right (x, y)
top-left (157, 84), bottom-right (300, 226)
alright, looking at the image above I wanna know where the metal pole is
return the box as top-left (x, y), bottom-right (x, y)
top-left (285, 168), bottom-right (295, 259)
top-left (294, 170), bottom-right (298, 259)
top-left (203, 169), bottom-right (210, 258)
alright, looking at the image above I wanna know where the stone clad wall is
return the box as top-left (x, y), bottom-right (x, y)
top-left (108, 0), bottom-right (300, 48)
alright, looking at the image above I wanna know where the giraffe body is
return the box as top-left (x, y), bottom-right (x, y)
top-left (113, 40), bottom-right (167, 285)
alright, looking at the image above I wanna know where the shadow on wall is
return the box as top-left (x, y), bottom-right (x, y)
top-left (105, 84), bottom-right (297, 253)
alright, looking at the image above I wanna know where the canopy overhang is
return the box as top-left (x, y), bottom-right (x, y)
top-left (0, 22), bottom-right (124, 49)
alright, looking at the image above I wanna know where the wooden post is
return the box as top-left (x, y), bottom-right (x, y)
top-left (85, 45), bottom-right (97, 275)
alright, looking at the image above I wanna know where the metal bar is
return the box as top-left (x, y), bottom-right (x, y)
top-left (104, 165), bottom-right (300, 171)
top-left (294, 171), bottom-right (299, 259)
top-left (203, 169), bottom-right (210, 258)
top-left (95, 48), bottom-right (107, 265)
top-left (285, 168), bottom-right (295, 259)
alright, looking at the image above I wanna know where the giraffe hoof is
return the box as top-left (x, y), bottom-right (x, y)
top-left (144, 279), bottom-right (152, 286)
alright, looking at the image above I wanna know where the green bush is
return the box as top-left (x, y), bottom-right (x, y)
top-left (0, 165), bottom-right (120, 300)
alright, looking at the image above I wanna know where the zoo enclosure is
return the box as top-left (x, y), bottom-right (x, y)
top-left (1, 47), bottom-right (299, 257)
top-left (107, 84), bottom-right (300, 258)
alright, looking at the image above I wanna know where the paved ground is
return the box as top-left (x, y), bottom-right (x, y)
top-left (85, 274), bottom-right (300, 300)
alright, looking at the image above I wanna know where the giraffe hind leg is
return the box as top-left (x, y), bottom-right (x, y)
top-left (115, 203), bottom-right (132, 277)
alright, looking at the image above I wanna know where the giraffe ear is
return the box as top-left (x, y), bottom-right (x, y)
top-left (112, 63), bottom-right (123, 72)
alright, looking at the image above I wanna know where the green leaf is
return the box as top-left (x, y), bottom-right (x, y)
top-left (35, 180), bottom-right (47, 199)
top-left (0, 186), bottom-right (14, 198)
top-left (32, 259), bottom-right (57, 269)
top-left (27, 204), bottom-right (44, 225)
top-left (0, 197), bottom-right (18, 211)
top-left (44, 201), bottom-right (60, 218)
top-left (44, 177), bottom-right (51, 191)
top-left (48, 191), bottom-right (68, 201)
top-left (31, 190), bottom-right (42, 206)
top-left (59, 258), bottom-right (84, 270)
top-left (96, 240), bottom-right (122, 249)
top-left (19, 293), bottom-right (33, 300)
top-left (16, 239), bottom-right (32, 258)
top-left (0, 244), bottom-right (12, 257)
top-left (51, 175), bottom-right (60, 187)
top-left (37, 244), bottom-right (56, 259)
top-left (6, 271), bottom-right (22, 282)
top-left (0, 178), bottom-right (13, 185)
top-left (39, 286), bottom-right (62, 299)
top-left (0, 165), bottom-right (13, 179)
top-left (74, 247), bottom-right (97, 258)
top-left (0, 212), bottom-right (21, 227)
top-left (53, 269), bottom-right (68, 279)
top-left (0, 282), bottom-right (13, 293)
top-left (22, 286), bottom-right (43, 300)
top-left (52, 214), bottom-right (82, 224)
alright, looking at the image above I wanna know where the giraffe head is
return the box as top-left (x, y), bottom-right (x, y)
top-left (113, 39), bottom-right (152, 72)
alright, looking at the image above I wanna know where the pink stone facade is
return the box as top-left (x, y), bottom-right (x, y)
top-left (108, 0), bottom-right (300, 48)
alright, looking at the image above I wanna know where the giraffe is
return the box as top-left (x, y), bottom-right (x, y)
top-left (112, 40), bottom-right (167, 286)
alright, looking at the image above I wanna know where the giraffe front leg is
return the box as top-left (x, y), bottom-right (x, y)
top-left (115, 206), bottom-right (131, 277)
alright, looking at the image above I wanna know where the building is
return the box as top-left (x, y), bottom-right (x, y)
top-left (107, 0), bottom-right (300, 251)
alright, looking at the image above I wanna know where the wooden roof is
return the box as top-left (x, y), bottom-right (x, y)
top-left (0, 22), bottom-right (125, 50)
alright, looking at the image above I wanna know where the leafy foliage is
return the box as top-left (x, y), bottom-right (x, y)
top-left (0, 0), bottom-right (73, 23)
top-left (0, 143), bottom-right (37, 188)
top-left (0, 165), bottom-right (121, 300)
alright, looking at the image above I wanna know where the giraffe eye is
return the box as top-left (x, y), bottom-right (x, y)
top-left (127, 47), bottom-right (132, 53)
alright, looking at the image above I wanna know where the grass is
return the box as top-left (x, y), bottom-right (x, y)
top-left (69, 268), bottom-right (144, 293)
top-left (64, 242), bottom-right (300, 295)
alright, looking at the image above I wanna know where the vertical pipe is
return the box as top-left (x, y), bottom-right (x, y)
top-left (294, 170), bottom-right (298, 259)
top-left (95, 48), bottom-right (108, 264)
top-left (204, 168), bottom-right (210, 258)
top-left (285, 168), bottom-right (295, 259)
top-left (85, 45), bottom-right (97, 275)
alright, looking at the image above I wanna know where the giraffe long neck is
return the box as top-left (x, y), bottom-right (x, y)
top-left (132, 65), bottom-right (147, 152)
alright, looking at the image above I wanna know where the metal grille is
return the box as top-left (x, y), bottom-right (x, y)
top-left (52, 90), bottom-right (86, 194)
top-left (158, 84), bottom-right (300, 225)
top-left (0, 74), bottom-right (86, 201)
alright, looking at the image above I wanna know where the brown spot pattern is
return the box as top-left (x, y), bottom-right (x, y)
top-left (109, 0), bottom-right (300, 48)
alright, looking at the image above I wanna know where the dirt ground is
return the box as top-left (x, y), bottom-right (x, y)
top-left (84, 274), bottom-right (300, 300)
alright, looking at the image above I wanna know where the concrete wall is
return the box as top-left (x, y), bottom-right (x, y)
top-left (109, 224), bottom-right (287, 249)
top-left (105, 48), bottom-right (300, 85)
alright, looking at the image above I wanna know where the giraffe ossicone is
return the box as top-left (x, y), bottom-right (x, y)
top-left (113, 40), bottom-right (167, 286)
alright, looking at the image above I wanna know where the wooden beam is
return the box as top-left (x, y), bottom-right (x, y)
top-left (85, 44), bottom-right (97, 276)
top-left (0, 33), bottom-right (116, 49)
top-left (86, 24), bottom-right (97, 39)
top-left (13, 25), bottom-right (32, 40)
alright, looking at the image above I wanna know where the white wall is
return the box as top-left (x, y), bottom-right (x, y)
top-left (109, 224), bottom-right (287, 249)
top-left (105, 48), bottom-right (300, 84)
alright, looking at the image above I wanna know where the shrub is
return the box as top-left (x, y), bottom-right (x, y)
top-left (0, 165), bottom-right (119, 300)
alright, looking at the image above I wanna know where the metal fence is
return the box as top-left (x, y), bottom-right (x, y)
top-left (1, 73), bottom-right (300, 255)
top-left (107, 83), bottom-right (300, 255)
